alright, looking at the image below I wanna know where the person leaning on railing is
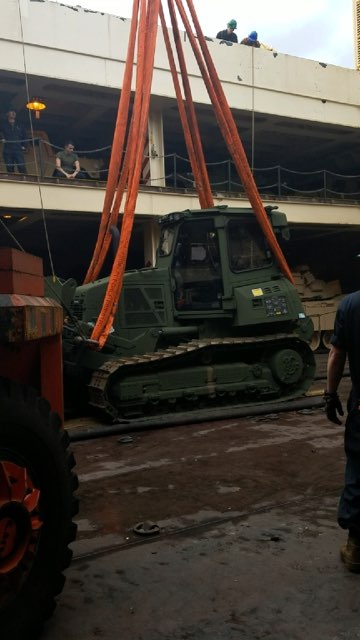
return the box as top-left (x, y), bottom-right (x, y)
top-left (54, 141), bottom-right (86, 180)
top-left (216, 19), bottom-right (238, 44)
top-left (240, 30), bottom-right (274, 51)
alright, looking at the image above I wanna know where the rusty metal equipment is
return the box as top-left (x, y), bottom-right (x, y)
top-left (0, 248), bottom-right (78, 639)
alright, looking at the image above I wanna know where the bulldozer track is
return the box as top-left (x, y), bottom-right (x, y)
top-left (87, 333), bottom-right (315, 420)
top-left (67, 351), bottom-right (351, 443)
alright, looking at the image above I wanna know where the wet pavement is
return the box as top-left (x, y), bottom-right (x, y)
top-left (42, 375), bottom-right (359, 640)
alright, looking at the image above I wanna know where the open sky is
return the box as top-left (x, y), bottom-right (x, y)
top-left (49, 0), bottom-right (355, 68)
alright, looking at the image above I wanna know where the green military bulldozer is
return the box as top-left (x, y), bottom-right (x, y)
top-left (53, 205), bottom-right (316, 421)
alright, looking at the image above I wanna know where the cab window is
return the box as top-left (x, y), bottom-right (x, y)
top-left (228, 220), bottom-right (271, 272)
top-left (172, 219), bottom-right (223, 310)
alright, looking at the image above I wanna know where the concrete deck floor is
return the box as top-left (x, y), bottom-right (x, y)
top-left (43, 376), bottom-right (358, 640)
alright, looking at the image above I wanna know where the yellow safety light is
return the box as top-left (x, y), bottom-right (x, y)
top-left (26, 98), bottom-right (46, 120)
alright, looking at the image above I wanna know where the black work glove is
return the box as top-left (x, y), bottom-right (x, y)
top-left (324, 391), bottom-right (344, 425)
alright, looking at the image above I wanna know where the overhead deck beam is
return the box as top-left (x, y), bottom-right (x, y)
top-left (0, 180), bottom-right (359, 225)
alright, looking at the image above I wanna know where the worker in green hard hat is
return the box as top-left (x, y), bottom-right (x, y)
top-left (216, 19), bottom-right (238, 44)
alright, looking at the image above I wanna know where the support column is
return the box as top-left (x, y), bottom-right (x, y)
top-left (147, 110), bottom-right (165, 187)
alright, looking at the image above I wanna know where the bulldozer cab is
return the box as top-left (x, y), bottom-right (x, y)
top-left (170, 218), bottom-right (223, 311)
top-left (159, 210), bottom-right (274, 313)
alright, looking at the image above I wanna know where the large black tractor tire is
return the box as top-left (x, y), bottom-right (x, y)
top-left (0, 379), bottom-right (78, 639)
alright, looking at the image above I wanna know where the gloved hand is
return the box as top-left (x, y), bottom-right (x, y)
top-left (324, 391), bottom-right (344, 425)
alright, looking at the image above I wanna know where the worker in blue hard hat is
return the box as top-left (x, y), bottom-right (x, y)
top-left (216, 19), bottom-right (238, 44)
top-left (241, 31), bottom-right (261, 48)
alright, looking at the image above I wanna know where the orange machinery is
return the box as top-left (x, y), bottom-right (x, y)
top-left (0, 248), bottom-right (78, 639)
top-left (0, 248), bottom-right (64, 415)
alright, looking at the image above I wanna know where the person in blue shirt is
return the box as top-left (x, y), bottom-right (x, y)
top-left (325, 291), bottom-right (360, 572)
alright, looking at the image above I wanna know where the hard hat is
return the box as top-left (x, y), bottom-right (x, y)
top-left (227, 19), bottom-right (237, 29)
top-left (248, 31), bottom-right (258, 41)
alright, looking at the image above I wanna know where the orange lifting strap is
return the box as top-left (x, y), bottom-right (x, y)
top-left (90, 0), bottom-right (161, 347)
top-left (175, 0), bottom-right (294, 284)
top-left (84, 0), bottom-right (140, 284)
top-left (88, 0), bottom-right (295, 349)
top-left (163, 0), bottom-right (213, 209)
